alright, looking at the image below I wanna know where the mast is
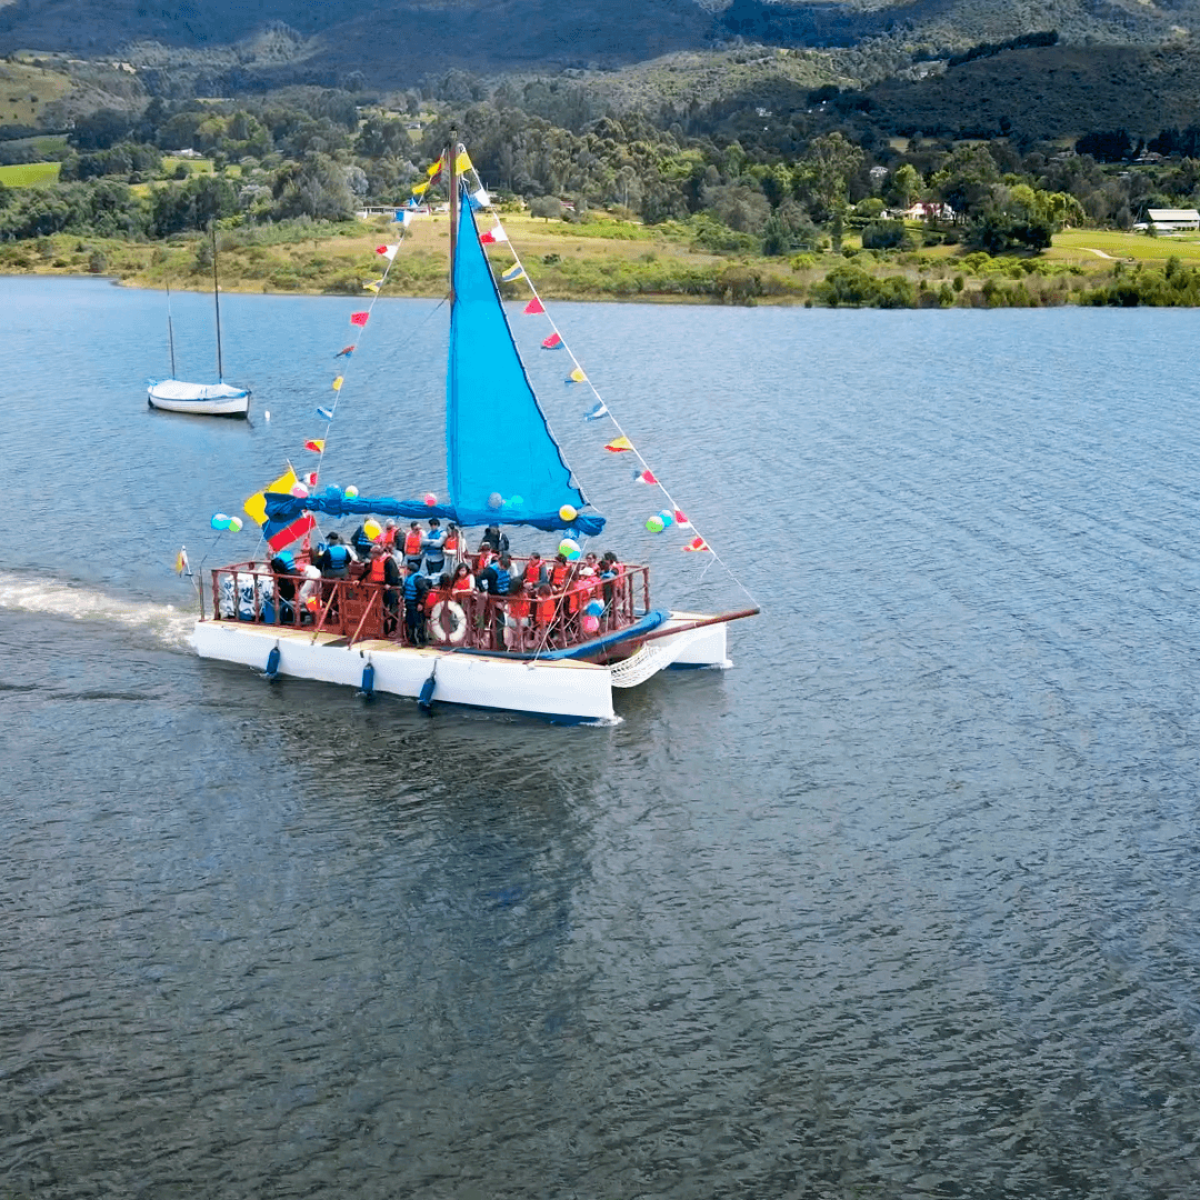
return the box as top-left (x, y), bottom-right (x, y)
top-left (210, 223), bottom-right (224, 382)
top-left (166, 282), bottom-right (177, 378)
top-left (447, 128), bottom-right (458, 307)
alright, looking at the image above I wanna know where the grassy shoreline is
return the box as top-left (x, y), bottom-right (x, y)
top-left (6, 217), bottom-right (1200, 307)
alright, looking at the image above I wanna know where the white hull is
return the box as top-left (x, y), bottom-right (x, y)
top-left (192, 613), bottom-right (729, 723)
top-left (148, 380), bottom-right (250, 417)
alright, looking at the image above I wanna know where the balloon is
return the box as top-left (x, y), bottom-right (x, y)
top-left (211, 513), bottom-right (230, 530)
top-left (344, 485), bottom-right (359, 499)
top-left (488, 492), bottom-right (503, 509)
top-left (290, 483), bottom-right (308, 498)
top-left (325, 485), bottom-right (341, 497)
top-left (227, 516), bottom-right (243, 532)
top-left (659, 509), bottom-right (675, 528)
top-left (305, 596), bottom-right (319, 611)
top-left (363, 519), bottom-right (382, 540)
top-left (582, 614), bottom-right (600, 634)
top-left (585, 599), bottom-right (604, 617)
top-left (558, 538), bottom-right (579, 558)
top-left (507, 495), bottom-right (524, 510)
top-left (559, 504), bottom-right (578, 522)
top-left (424, 492), bottom-right (437, 506)
top-left (645, 514), bottom-right (664, 533)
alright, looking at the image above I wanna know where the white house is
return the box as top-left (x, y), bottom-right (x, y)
top-left (1146, 208), bottom-right (1200, 232)
top-left (901, 201), bottom-right (956, 222)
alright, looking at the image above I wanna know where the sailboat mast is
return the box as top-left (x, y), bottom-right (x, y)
top-left (166, 282), bottom-right (177, 378)
top-left (210, 223), bottom-right (225, 382)
top-left (448, 129), bottom-right (458, 306)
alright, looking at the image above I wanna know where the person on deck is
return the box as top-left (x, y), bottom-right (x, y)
top-left (422, 518), bottom-right (447, 578)
top-left (318, 533), bottom-right (353, 579)
top-left (521, 550), bottom-right (546, 587)
top-left (478, 525), bottom-right (509, 555)
top-left (402, 563), bottom-right (425, 645)
top-left (351, 523), bottom-right (375, 559)
top-left (402, 521), bottom-right (424, 573)
top-left (444, 523), bottom-right (462, 571)
top-left (368, 545), bottom-right (402, 635)
top-left (380, 518), bottom-right (398, 549)
top-left (450, 563), bottom-right (474, 596)
top-left (269, 551), bottom-right (298, 624)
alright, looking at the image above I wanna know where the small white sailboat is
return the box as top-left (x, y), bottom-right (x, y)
top-left (191, 138), bottom-right (755, 722)
top-left (148, 226), bottom-right (251, 418)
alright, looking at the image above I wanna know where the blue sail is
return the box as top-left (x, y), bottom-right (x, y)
top-left (445, 199), bottom-right (602, 534)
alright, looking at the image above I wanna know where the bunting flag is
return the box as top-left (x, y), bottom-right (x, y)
top-left (469, 187), bottom-right (490, 209)
top-left (524, 297), bottom-right (544, 314)
top-left (682, 536), bottom-right (710, 552)
top-left (480, 223), bottom-right (508, 245)
top-left (501, 264), bottom-right (525, 282)
top-left (304, 439), bottom-right (325, 453)
top-left (268, 513), bottom-right (317, 552)
top-left (335, 345), bottom-right (354, 358)
top-left (541, 332), bottom-right (563, 349)
top-left (393, 210), bottom-right (412, 226)
top-left (244, 466), bottom-right (298, 527)
top-left (674, 510), bottom-right (690, 527)
top-left (584, 401), bottom-right (608, 421)
top-left (569, 366), bottom-right (587, 383)
top-left (317, 406), bottom-right (334, 420)
top-left (375, 244), bottom-right (399, 260)
top-left (455, 150), bottom-right (472, 174)
top-left (412, 180), bottom-right (430, 196)
top-left (605, 436), bottom-right (633, 453)
top-left (426, 157), bottom-right (442, 177)
top-left (634, 469), bottom-right (658, 484)
top-left (363, 278), bottom-right (383, 293)
top-left (349, 312), bottom-right (369, 327)
top-left (331, 377), bottom-right (344, 391)
top-left (175, 546), bottom-right (189, 576)
top-left (304, 471), bottom-right (318, 487)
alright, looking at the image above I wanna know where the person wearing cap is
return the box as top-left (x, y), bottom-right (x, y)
top-left (380, 517), bottom-right (398, 549)
top-left (478, 524), bottom-right (510, 555)
top-left (269, 549), bottom-right (298, 624)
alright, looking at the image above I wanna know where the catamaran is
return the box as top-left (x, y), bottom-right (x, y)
top-left (190, 140), bottom-right (755, 722)
top-left (148, 225), bottom-right (251, 418)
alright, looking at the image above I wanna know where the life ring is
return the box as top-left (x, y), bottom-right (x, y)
top-left (429, 599), bottom-right (467, 644)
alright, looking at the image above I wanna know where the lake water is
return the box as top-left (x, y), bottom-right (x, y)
top-left (3, 276), bottom-right (1200, 1198)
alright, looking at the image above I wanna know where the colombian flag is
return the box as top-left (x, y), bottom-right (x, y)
top-left (244, 466), bottom-right (297, 527)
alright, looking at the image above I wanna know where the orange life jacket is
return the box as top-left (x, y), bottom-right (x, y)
top-left (550, 563), bottom-right (569, 589)
top-left (404, 529), bottom-right (422, 555)
top-left (368, 557), bottom-right (387, 583)
top-left (445, 533), bottom-right (459, 554)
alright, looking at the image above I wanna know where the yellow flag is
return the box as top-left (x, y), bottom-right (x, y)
top-left (455, 151), bottom-right (472, 174)
top-left (412, 180), bottom-right (429, 196)
top-left (570, 366), bottom-right (587, 383)
top-left (426, 157), bottom-right (442, 177)
top-left (245, 466), bottom-right (297, 527)
top-left (332, 376), bottom-right (343, 391)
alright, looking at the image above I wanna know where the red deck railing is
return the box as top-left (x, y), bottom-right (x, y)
top-left (207, 553), bottom-right (652, 656)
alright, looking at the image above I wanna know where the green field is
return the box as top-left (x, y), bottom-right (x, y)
top-left (0, 161), bottom-right (61, 187)
top-left (1049, 228), bottom-right (1200, 266)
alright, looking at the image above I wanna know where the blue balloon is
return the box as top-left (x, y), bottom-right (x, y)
top-left (586, 599), bottom-right (604, 617)
top-left (210, 513), bottom-right (230, 530)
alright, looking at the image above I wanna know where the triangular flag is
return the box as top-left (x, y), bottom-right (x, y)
top-left (469, 187), bottom-right (490, 209)
top-left (363, 279), bottom-right (382, 293)
top-left (426, 158), bottom-right (442, 177)
top-left (584, 401), bottom-right (608, 421)
top-left (524, 297), bottom-right (545, 315)
top-left (501, 264), bottom-right (525, 282)
top-left (175, 546), bottom-right (189, 576)
top-left (455, 151), bottom-right (472, 174)
top-left (304, 471), bottom-right (318, 487)
top-left (412, 180), bottom-right (429, 196)
top-left (569, 366), bottom-right (587, 383)
top-left (605, 436), bottom-right (633, 453)
top-left (480, 223), bottom-right (507, 245)
top-left (375, 244), bottom-right (399, 260)
top-left (331, 377), bottom-right (343, 391)
top-left (317, 406), bottom-right (334, 420)
top-left (349, 312), bottom-right (369, 327)
top-left (541, 332), bottom-right (563, 349)
top-left (675, 510), bottom-right (690, 527)
top-left (393, 209), bottom-right (412, 226)
top-left (682, 536), bottom-right (709, 552)
top-left (335, 345), bottom-right (355, 358)
top-left (634, 469), bottom-right (658, 484)
top-left (304, 439), bottom-right (325, 453)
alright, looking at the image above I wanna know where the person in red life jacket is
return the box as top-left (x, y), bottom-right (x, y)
top-left (402, 521), bottom-right (424, 573)
top-left (444, 522), bottom-right (462, 571)
top-left (450, 563), bottom-right (474, 596)
top-left (380, 518), bottom-right (398, 549)
top-left (504, 576), bottom-right (533, 649)
top-left (548, 553), bottom-right (570, 591)
top-left (534, 582), bottom-right (555, 630)
top-left (521, 550), bottom-right (546, 587)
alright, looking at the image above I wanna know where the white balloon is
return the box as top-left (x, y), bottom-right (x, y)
top-left (263, 410), bottom-right (270, 420)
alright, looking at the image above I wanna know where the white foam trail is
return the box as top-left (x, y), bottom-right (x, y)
top-left (0, 573), bottom-right (198, 651)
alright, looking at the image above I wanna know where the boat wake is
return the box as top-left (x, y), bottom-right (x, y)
top-left (0, 572), bottom-right (197, 652)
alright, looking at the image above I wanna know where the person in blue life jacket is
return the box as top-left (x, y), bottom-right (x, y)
top-left (402, 562), bottom-right (427, 645)
top-left (351, 522), bottom-right (376, 559)
top-left (318, 532), bottom-right (353, 579)
top-left (422, 517), bottom-right (447, 577)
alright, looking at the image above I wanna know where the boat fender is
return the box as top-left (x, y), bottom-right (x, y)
top-left (358, 660), bottom-right (375, 699)
top-left (429, 599), bottom-right (467, 644)
top-left (263, 644), bottom-right (281, 680)
top-left (418, 662), bottom-right (438, 713)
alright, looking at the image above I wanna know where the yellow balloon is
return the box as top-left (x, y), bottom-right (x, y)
top-left (364, 519), bottom-right (382, 540)
top-left (559, 504), bottom-right (578, 522)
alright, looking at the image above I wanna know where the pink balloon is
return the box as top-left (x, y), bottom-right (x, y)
top-left (424, 492), bottom-right (437, 506)
top-left (290, 483), bottom-right (309, 498)
top-left (582, 614), bottom-right (600, 634)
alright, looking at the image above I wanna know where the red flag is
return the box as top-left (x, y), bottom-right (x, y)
top-left (682, 536), bottom-right (709, 552)
top-left (268, 514), bottom-right (317, 552)
top-left (675, 510), bottom-right (689, 526)
top-left (304, 439), bottom-right (325, 453)
top-left (634, 469), bottom-right (658, 484)
top-left (334, 345), bottom-right (355, 358)
top-left (541, 332), bottom-right (563, 349)
top-left (480, 229), bottom-right (496, 244)
top-left (349, 312), bottom-right (369, 327)
top-left (524, 297), bottom-right (545, 314)
top-left (304, 471), bottom-right (318, 487)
